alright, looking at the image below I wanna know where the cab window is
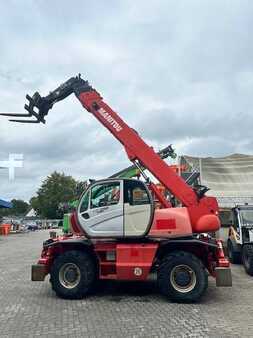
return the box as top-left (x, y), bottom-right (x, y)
top-left (124, 180), bottom-right (150, 205)
top-left (91, 182), bottom-right (120, 208)
top-left (232, 210), bottom-right (240, 232)
top-left (240, 209), bottom-right (253, 227)
top-left (80, 191), bottom-right (89, 213)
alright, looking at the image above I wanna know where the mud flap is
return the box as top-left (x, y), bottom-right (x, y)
top-left (31, 264), bottom-right (47, 281)
top-left (215, 267), bottom-right (232, 287)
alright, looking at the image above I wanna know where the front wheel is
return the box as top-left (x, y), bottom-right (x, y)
top-left (157, 251), bottom-right (208, 303)
top-left (50, 250), bottom-right (97, 299)
top-left (242, 245), bottom-right (253, 276)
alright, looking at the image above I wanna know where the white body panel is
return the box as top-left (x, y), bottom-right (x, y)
top-left (78, 180), bottom-right (124, 237)
top-left (124, 203), bottom-right (151, 236)
top-left (82, 203), bottom-right (123, 236)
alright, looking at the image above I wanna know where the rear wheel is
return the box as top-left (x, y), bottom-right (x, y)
top-left (227, 240), bottom-right (241, 264)
top-left (157, 251), bottom-right (208, 303)
top-left (242, 245), bottom-right (253, 276)
top-left (51, 250), bottom-right (97, 299)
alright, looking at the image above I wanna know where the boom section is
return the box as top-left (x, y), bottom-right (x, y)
top-left (77, 89), bottom-right (198, 207)
top-left (0, 75), bottom-right (198, 207)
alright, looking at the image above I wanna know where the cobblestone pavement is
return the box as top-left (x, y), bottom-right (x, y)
top-left (0, 231), bottom-right (253, 338)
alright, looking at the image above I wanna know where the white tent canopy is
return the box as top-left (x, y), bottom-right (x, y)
top-left (182, 154), bottom-right (253, 208)
top-left (25, 208), bottom-right (36, 218)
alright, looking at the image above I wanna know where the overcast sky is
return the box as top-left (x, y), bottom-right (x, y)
top-left (0, 0), bottom-right (253, 202)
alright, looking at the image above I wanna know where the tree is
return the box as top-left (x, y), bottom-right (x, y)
top-left (30, 172), bottom-right (79, 219)
top-left (11, 199), bottom-right (29, 215)
top-left (76, 180), bottom-right (89, 198)
top-left (0, 199), bottom-right (29, 217)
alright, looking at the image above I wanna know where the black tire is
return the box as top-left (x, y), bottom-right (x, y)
top-left (157, 251), bottom-right (208, 303)
top-left (227, 240), bottom-right (241, 264)
top-left (242, 245), bottom-right (253, 276)
top-left (50, 250), bottom-right (97, 299)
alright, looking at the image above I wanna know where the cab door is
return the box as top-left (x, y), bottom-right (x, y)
top-left (78, 180), bottom-right (124, 237)
top-left (123, 180), bottom-right (153, 236)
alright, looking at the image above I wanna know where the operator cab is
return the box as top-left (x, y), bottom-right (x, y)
top-left (77, 178), bottom-right (154, 238)
top-left (233, 205), bottom-right (253, 243)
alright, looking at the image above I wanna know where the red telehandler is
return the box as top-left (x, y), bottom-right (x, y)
top-left (1, 75), bottom-right (232, 302)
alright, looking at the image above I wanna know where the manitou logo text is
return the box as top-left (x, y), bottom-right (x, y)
top-left (98, 108), bottom-right (123, 132)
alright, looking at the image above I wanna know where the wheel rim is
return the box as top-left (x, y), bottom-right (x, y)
top-left (170, 264), bottom-right (197, 293)
top-left (59, 263), bottom-right (81, 289)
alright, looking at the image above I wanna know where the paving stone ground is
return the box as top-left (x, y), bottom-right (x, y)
top-left (0, 230), bottom-right (253, 338)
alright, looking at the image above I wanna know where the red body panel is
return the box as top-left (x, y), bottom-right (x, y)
top-left (93, 242), bottom-right (158, 280)
top-left (116, 244), bottom-right (158, 280)
top-left (150, 207), bottom-right (192, 237)
top-left (70, 211), bottom-right (84, 235)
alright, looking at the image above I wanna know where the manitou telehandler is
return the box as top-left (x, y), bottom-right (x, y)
top-left (1, 75), bottom-right (232, 302)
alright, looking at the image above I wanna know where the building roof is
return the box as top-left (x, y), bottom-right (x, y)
top-left (25, 208), bottom-right (36, 218)
top-left (0, 198), bottom-right (12, 208)
top-left (181, 153), bottom-right (253, 208)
